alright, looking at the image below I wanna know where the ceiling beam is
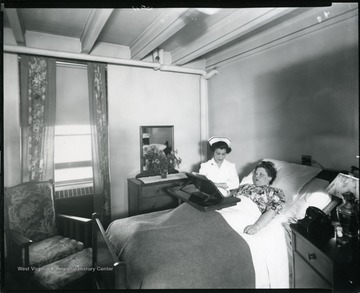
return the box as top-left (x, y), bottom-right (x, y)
top-left (130, 8), bottom-right (192, 60)
top-left (171, 7), bottom-right (298, 66)
top-left (80, 9), bottom-right (114, 54)
top-left (206, 4), bottom-right (358, 69)
top-left (4, 8), bottom-right (26, 45)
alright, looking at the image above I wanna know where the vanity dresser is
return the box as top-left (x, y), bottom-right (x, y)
top-left (128, 173), bottom-right (187, 216)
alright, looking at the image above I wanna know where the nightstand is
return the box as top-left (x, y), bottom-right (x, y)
top-left (290, 223), bottom-right (359, 292)
top-left (127, 175), bottom-right (187, 216)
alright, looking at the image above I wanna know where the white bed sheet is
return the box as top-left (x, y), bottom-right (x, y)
top-left (217, 196), bottom-right (291, 288)
top-left (217, 177), bottom-right (331, 288)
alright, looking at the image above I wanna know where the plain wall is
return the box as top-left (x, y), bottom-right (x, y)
top-left (107, 65), bottom-right (202, 219)
top-left (208, 16), bottom-right (359, 178)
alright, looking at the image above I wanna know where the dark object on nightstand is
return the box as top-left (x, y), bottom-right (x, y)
top-left (290, 223), bottom-right (359, 292)
top-left (297, 206), bottom-right (334, 241)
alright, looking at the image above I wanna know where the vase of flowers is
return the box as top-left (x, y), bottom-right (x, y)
top-left (144, 145), bottom-right (182, 178)
top-left (160, 169), bottom-right (168, 179)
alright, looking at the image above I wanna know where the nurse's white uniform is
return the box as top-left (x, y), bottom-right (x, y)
top-left (199, 158), bottom-right (239, 196)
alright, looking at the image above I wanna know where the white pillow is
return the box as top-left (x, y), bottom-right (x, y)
top-left (276, 178), bottom-right (331, 221)
top-left (240, 158), bottom-right (322, 203)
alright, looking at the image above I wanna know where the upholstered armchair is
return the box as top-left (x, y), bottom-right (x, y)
top-left (4, 180), bottom-right (92, 272)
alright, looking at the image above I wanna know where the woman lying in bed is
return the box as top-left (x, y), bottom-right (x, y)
top-left (236, 161), bottom-right (286, 235)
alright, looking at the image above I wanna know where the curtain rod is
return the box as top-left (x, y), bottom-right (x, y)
top-left (56, 60), bottom-right (88, 69)
top-left (5, 45), bottom-right (218, 79)
top-left (19, 57), bottom-right (100, 70)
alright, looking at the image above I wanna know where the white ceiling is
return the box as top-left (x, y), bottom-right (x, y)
top-left (3, 5), bottom-right (358, 69)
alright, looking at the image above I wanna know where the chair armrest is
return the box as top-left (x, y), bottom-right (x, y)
top-left (8, 230), bottom-right (32, 267)
top-left (57, 214), bottom-right (92, 223)
top-left (57, 214), bottom-right (92, 248)
top-left (9, 230), bottom-right (33, 247)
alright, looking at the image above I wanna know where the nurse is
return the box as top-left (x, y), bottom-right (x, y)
top-left (199, 136), bottom-right (239, 197)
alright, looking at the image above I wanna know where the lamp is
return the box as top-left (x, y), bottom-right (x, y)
top-left (326, 173), bottom-right (359, 238)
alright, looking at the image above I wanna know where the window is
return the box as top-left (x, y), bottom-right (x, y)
top-left (54, 125), bottom-right (93, 185)
top-left (55, 62), bottom-right (92, 188)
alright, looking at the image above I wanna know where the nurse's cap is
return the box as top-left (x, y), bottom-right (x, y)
top-left (208, 136), bottom-right (231, 147)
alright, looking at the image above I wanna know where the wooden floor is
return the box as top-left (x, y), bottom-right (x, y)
top-left (3, 271), bottom-right (96, 292)
top-left (4, 272), bottom-right (42, 291)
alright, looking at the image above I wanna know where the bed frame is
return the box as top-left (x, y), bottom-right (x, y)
top-left (92, 213), bottom-right (127, 289)
top-left (92, 169), bottom-right (343, 289)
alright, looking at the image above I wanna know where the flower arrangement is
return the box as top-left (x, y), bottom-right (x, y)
top-left (144, 145), bottom-right (182, 176)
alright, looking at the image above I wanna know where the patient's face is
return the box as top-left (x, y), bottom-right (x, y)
top-left (253, 167), bottom-right (272, 186)
top-left (213, 148), bottom-right (227, 165)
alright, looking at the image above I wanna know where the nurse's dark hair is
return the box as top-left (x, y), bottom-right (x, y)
top-left (210, 141), bottom-right (232, 154)
top-left (254, 161), bottom-right (277, 185)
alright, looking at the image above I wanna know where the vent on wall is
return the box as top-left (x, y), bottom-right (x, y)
top-left (55, 184), bottom-right (94, 199)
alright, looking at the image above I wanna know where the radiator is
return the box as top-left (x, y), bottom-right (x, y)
top-left (55, 184), bottom-right (94, 199)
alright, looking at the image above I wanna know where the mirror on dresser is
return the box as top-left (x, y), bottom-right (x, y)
top-left (137, 125), bottom-right (177, 178)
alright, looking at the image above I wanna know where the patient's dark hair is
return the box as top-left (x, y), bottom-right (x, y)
top-left (210, 141), bottom-right (232, 154)
top-left (255, 161), bottom-right (277, 185)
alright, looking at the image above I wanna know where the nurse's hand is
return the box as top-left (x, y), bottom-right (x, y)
top-left (215, 182), bottom-right (229, 189)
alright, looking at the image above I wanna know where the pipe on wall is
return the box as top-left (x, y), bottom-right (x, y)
top-left (200, 77), bottom-right (209, 162)
top-left (203, 69), bottom-right (218, 80)
top-left (4, 44), bottom-right (161, 68)
top-left (4, 45), bottom-right (218, 79)
top-left (159, 64), bottom-right (205, 76)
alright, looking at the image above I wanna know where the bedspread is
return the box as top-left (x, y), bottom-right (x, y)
top-left (107, 203), bottom-right (255, 289)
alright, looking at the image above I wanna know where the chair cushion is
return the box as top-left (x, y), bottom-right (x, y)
top-left (33, 248), bottom-right (92, 290)
top-left (5, 181), bottom-right (57, 242)
top-left (30, 235), bottom-right (84, 267)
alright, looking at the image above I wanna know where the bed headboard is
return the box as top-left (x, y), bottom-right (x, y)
top-left (316, 169), bottom-right (342, 183)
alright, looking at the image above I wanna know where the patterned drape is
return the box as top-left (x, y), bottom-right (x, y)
top-left (20, 55), bottom-right (56, 182)
top-left (87, 63), bottom-right (111, 227)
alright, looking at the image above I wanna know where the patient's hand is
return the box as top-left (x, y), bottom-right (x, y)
top-left (244, 224), bottom-right (260, 235)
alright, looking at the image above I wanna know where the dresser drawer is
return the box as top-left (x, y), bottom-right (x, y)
top-left (294, 233), bottom-right (333, 283)
top-left (141, 182), bottom-right (181, 198)
top-left (294, 252), bottom-right (332, 289)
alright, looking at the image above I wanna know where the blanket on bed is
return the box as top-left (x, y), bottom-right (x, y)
top-left (107, 203), bottom-right (255, 289)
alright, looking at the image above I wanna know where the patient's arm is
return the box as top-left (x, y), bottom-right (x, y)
top-left (244, 209), bottom-right (277, 235)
